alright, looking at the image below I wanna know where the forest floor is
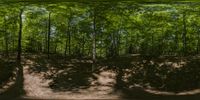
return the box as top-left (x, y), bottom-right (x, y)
top-left (1, 54), bottom-right (200, 100)
top-left (20, 56), bottom-right (121, 99)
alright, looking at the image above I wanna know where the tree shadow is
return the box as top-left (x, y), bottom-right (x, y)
top-left (48, 63), bottom-right (94, 91)
top-left (22, 54), bottom-right (200, 99)
top-left (113, 55), bottom-right (200, 100)
top-left (25, 54), bottom-right (102, 92)
top-left (119, 87), bottom-right (200, 100)
top-left (0, 59), bottom-right (15, 86)
top-left (0, 59), bottom-right (25, 100)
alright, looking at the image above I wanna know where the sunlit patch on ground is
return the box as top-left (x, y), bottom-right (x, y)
top-left (22, 58), bottom-right (121, 99)
top-left (2, 55), bottom-right (200, 100)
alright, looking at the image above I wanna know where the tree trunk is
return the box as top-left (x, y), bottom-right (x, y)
top-left (12, 38), bottom-right (15, 53)
top-left (111, 32), bottom-right (114, 57)
top-left (45, 21), bottom-right (48, 53)
top-left (64, 38), bottom-right (68, 57)
top-left (151, 32), bottom-right (154, 55)
top-left (68, 26), bottom-right (71, 56)
top-left (92, 10), bottom-right (97, 71)
top-left (4, 16), bottom-right (9, 57)
top-left (92, 11), bottom-right (96, 62)
top-left (17, 9), bottom-right (23, 62)
top-left (54, 43), bottom-right (57, 54)
top-left (81, 36), bottom-right (85, 57)
top-left (197, 29), bottom-right (200, 54)
top-left (100, 35), bottom-right (103, 57)
top-left (47, 12), bottom-right (51, 59)
top-left (16, 9), bottom-right (24, 94)
top-left (174, 28), bottom-right (179, 55)
top-left (64, 19), bottom-right (71, 58)
top-left (182, 12), bottom-right (187, 55)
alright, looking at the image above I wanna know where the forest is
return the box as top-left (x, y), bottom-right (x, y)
top-left (1, 0), bottom-right (200, 100)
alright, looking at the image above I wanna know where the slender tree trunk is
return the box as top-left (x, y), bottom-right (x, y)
top-left (47, 12), bottom-right (51, 59)
top-left (82, 36), bottom-right (85, 57)
top-left (151, 32), bottom-right (154, 55)
top-left (116, 15), bottom-right (123, 56)
top-left (12, 23), bottom-right (15, 53)
top-left (100, 35), bottom-right (103, 57)
top-left (54, 43), bottom-right (57, 54)
top-left (16, 9), bottom-right (24, 95)
top-left (113, 32), bottom-right (117, 57)
top-left (64, 38), bottom-right (68, 57)
top-left (93, 12), bottom-right (96, 61)
top-left (117, 33), bottom-right (121, 55)
top-left (68, 27), bottom-right (71, 56)
top-left (197, 30), bottom-right (200, 54)
top-left (1, 41), bottom-right (3, 53)
top-left (64, 19), bottom-right (71, 57)
top-left (182, 12), bottom-right (187, 56)
top-left (4, 16), bottom-right (9, 57)
top-left (111, 32), bottom-right (114, 57)
top-left (174, 25), bottom-right (179, 55)
top-left (17, 9), bottom-right (23, 62)
top-left (12, 38), bottom-right (15, 53)
top-left (92, 10), bottom-right (96, 71)
top-left (45, 21), bottom-right (48, 53)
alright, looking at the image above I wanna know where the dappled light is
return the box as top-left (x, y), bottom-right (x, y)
top-left (1, 0), bottom-right (200, 100)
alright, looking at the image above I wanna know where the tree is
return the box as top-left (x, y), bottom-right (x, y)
top-left (17, 9), bottom-right (23, 62)
top-left (47, 12), bottom-right (51, 58)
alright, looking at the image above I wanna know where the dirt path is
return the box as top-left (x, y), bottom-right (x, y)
top-left (21, 59), bottom-right (123, 99)
top-left (3, 56), bottom-right (200, 100)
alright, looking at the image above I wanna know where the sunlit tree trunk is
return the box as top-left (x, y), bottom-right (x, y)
top-left (92, 10), bottom-right (96, 62)
top-left (92, 9), bottom-right (97, 71)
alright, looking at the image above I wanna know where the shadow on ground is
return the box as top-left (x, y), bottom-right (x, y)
top-left (25, 55), bottom-right (102, 92)
top-left (0, 58), bottom-right (25, 100)
top-left (112, 55), bottom-right (200, 100)
top-left (3, 54), bottom-right (200, 100)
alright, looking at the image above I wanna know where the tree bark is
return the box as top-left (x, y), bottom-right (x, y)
top-left (64, 18), bottom-right (71, 58)
top-left (4, 16), bottom-right (9, 57)
top-left (82, 36), bottom-right (85, 57)
top-left (44, 20), bottom-right (48, 53)
top-left (197, 29), bottom-right (200, 54)
top-left (92, 9), bottom-right (97, 71)
top-left (182, 12), bottom-right (187, 55)
top-left (47, 12), bottom-right (51, 59)
top-left (64, 38), bottom-right (68, 57)
top-left (54, 43), bottom-right (57, 54)
top-left (175, 29), bottom-right (179, 55)
top-left (68, 26), bottom-right (71, 56)
top-left (92, 10), bottom-right (96, 62)
top-left (17, 9), bottom-right (23, 62)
